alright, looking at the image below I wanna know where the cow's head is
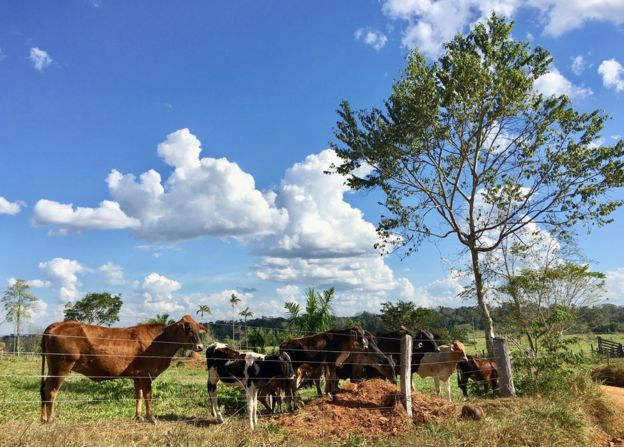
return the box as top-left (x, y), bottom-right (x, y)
top-left (413, 329), bottom-right (439, 353)
top-left (451, 340), bottom-right (468, 361)
top-left (350, 326), bottom-right (368, 351)
top-left (178, 315), bottom-right (207, 352)
top-left (366, 336), bottom-right (396, 382)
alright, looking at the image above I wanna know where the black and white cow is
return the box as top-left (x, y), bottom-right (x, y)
top-left (206, 343), bottom-right (295, 429)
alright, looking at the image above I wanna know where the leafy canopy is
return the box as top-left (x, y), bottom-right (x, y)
top-left (332, 14), bottom-right (624, 256)
top-left (285, 287), bottom-right (335, 333)
top-left (2, 279), bottom-right (38, 324)
top-left (64, 292), bottom-right (123, 326)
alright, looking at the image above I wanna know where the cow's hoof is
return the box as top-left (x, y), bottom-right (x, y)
top-left (134, 415), bottom-right (144, 422)
top-left (147, 416), bottom-right (157, 425)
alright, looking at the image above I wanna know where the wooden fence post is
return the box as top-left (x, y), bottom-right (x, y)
top-left (493, 337), bottom-right (515, 397)
top-left (400, 334), bottom-right (413, 418)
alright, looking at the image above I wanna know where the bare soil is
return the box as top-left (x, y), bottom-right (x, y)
top-left (276, 379), bottom-right (460, 439)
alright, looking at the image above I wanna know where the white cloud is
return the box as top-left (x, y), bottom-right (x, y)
top-left (99, 262), bottom-right (128, 286)
top-left (0, 196), bottom-right (24, 215)
top-left (534, 66), bottom-right (592, 98)
top-left (29, 47), bottom-right (53, 72)
top-left (530, 0), bottom-right (624, 37)
top-left (276, 285), bottom-right (301, 302)
top-left (7, 278), bottom-right (51, 288)
top-left (570, 55), bottom-right (587, 76)
top-left (33, 199), bottom-right (140, 231)
top-left (355, 28), bottom-right (389, 50)
top-left (107, 128), bottom-right (289, 241)
top-left (254, 149), bottom-right (379, 259)
top-left (38, 258), bottom-right (89, 302)
top-left (606, 268), bottom-right (624, 305)
top-left (380, 0), bottom-right (624, 57)
top-left (141, 272), bottom-right (183, 313)
top-left (598, 59), bottom-right (624, 92)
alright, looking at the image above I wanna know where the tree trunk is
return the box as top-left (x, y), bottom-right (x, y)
top-left (470, 246), bottom-right (495, 357)
top-left (15, 317), bottom-right (20, 356)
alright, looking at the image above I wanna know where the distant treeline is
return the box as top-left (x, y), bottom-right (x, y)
top-left (206, 303), bottom-right (624, 340)
top-left (2, 303), bottom-right (623, 353)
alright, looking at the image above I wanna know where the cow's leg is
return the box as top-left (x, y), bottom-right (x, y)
top-left (41, 361), bottom-right (73, 423)
top-left (433, 376), bottom-right (441, 396)
top-left (258, 386), bottom-right (273, 413)
top-left (444, 377), bottom-right (452, 401)
top-left (133, 379), bottom-right (144, 421)
top-left (252, 387), bottom-right (259, 428)
top-left (207, 372), bottom-right (223, 423)
top-left (141, 379), bottom-right (156, 424)
top-left (458, 372), bottom-right (468, 398)
top-left (246, 383), bottom-right (256, 430)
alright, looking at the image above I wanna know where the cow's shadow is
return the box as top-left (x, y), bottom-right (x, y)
top-left (157, 414), bottom-right (221, 427)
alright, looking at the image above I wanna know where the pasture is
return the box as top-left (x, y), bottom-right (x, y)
top-left (1, 351), bottom-right (623, 447)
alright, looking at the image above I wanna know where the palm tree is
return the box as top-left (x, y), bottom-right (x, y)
top-left (285, 287), bottom-right (334, 334)
top-left (2, 280), bottom-right (39, 355)
top-left (230, 293), bottom-right (241, 344)
top-left (145, 313), bottom-right (175, 325)
top-left (196, 304), bottom-right (212, 320)
top-left (239, 307), bottom-right (253, 347)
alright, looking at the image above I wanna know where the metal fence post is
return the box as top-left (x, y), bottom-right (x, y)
top-left (493, 337), bottom-right (515, 397)
top-left (400, 334), bottom-right (413, 418)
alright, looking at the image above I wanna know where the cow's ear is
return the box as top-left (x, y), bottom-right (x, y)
top-left (198, 324), bottom-right (207, 334)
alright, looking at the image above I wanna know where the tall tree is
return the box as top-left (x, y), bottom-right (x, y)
top-left (196, 304), bottom-right (212, 320)
top-left (332, 15), bottom-right (624, 355)
top-left (230, 293), bottom-right (241, 343)
top-left (497, 263), bottom-right (605, 355)
top-left (63, 292), bottom-right (123, 326)
top-left (2, 280), bottom-right (39, 354)
top-left (285, 287), bottom-right (335, 333)
top-left (239, 307), bottom-right (253, 346)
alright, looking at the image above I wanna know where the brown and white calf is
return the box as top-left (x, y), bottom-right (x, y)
top-left (415, 340), bottom-right (468, 401)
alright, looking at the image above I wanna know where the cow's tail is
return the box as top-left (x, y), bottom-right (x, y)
top-left (40, 333), bottom-right (46, 402)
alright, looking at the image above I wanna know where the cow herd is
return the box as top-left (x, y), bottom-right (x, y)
top-left (39, 315), bottom-right (499, 429)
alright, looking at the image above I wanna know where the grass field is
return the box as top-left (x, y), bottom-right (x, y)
top-left (1, 352), bottom-right (623, 446)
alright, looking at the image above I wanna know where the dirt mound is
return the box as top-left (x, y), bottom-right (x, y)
top-left (277, 379), bottom-right (460, 439)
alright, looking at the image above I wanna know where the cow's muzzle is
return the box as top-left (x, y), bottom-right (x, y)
top-left (193, 343), bottom-right (204, 352)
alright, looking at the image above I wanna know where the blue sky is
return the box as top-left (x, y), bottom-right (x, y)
top-left (1, 0), bottom-right (623, 333)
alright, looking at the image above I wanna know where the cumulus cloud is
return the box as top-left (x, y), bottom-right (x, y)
top-left (29, 47), bottom-right (53, 72)
top-left (355, 28), bottom-right (389, 50)
top-left (0, 196), bottom-right (24, 215)
top-left (34, 129), bottom-right (288, 241)
top-left (33, 199), bottom-right (140, 230)
top-left (534, 67), bottom-right (592, 98)
top-left (598, 59), bottom-right (624, 92)
top-left (107, 129), bottom-right (289, 241)
top-left (141, 272), bottom-right (183, 313)
top-left (38, 258), bottom-right (89, 302)
top-left (254, 149), bottom-right (378, 259)
top-left (99, 262), bottom-right (128, 286)
top-left (380, 0), bottom-right (624, 57)
top-left (606, 267), bottom-right (624, 305)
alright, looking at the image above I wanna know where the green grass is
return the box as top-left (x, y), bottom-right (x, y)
top-left (0, 354), bottom-right (622, 447)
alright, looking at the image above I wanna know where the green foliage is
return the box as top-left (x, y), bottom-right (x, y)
top-left (498, 263), bottom-right (606, 355)
top-left (285, 287), bottom-right (335, 333)
top-left (64, 292), bottom-right (123, 326)
top-left (2, 279), bottom-right (39, 354)
top-left (196, 304), bottom-right (212, 319)
top-left (246, 327), bottom-right (275, 352)
top-left (145, 313), bottom-right (175, 325)
top-left (332, 13), bottom-right (624, 354)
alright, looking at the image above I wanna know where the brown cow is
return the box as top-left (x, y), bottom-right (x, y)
top-left (40, 315), bottom-right (206, 423)
top-left (279, 326), bottom-right (369, 400)
top-left (457, 356), bottom-right (499, 397)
